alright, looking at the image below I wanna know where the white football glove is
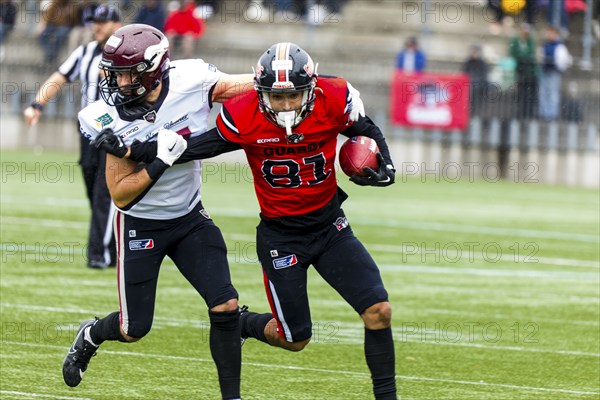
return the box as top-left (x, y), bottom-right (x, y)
top-left (156, 129), bottom-right (187, 166)
top-left (347, 82), bottom-right (365, 122)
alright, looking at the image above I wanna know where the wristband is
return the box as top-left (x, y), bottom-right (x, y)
top-left (31, 102), bottom-right (44, 112)
top-left (144, 158), bottom-right (169, 181)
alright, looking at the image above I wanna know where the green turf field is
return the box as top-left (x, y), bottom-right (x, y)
top-left (1, 149), bottom-right (599, 400)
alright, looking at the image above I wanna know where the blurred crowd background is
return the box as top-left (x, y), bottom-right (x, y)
top-left (1, 0), bottom-right (599, 186)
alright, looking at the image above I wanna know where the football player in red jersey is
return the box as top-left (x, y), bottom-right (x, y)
top-left (98, 42), bottom-right (397, 399)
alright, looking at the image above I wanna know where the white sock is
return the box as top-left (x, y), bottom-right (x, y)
top-left (83, 327), bottom-right (99, 347)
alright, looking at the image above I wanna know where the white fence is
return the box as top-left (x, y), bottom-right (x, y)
top-left (2, 113), bottom-right (598, 188)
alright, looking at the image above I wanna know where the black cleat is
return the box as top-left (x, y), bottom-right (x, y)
top-left (62, 318), bottom-right (99, 387)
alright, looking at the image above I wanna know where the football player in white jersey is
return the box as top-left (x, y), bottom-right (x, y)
top-left (62, 24), bottom-right (253, 400)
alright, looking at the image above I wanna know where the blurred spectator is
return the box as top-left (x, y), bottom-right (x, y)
top-left (395, 37), bottom-right (426, 73)
top-left (463, 45), bottom-right (489, 115)
top-left (562, 81), bottom-right (584, 122)
top-left (120, 0), bottom-right (133, 10)
top-left (135, 0), bottom-right (167, 31)
top-left (509, 23), bottom-right (538, 119)
top-left (265, 0), bottom-right (346, 20)
top-left (38, 0), bottom-right (79, 65)
top-left (488, 0), bottom-right (539, 33)
top-left (164, 0), bottom-right (204, 59)
top-left (594, 0), bottom-right (600, 39)
top-left (0, 0), bottom-right (16, 61)
top-left (538, 26), bottom-right (572, 121)
top-left (487, 0), bottom-right (506, 35)
top-left (539, 0), bottom-right (569, 35)
top-left (68, 1), bottom-right (97, 53)
top-left (0, 0), bottom-right (16, 43)
top-left (319, 0), bottom-right (346, 15)
top-left (194, 0), bottom-right (220, 18)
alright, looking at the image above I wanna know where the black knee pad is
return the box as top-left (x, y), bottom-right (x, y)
top-left (209, 309), bottom-right (240, 331)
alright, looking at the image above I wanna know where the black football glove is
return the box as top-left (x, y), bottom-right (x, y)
top-left (92, 128), bottom-right (128, 158)
top-left (350, 153), bottom-right (395, 187)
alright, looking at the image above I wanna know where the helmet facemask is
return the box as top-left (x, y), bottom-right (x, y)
top-left (99, 61), bottom-right (153, 106)
top-left (256, 86), bottom-right (316, 136)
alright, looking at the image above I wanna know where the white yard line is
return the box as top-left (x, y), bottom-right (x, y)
top-left (2, 216), bottom-right (598, 270)
top-left (0, 390), bottom-right (92, 400)
top-left (350, 216), bottom-right (600, 244)
top-left (2, 303), bottom-right (598, 357)
top-left (378, 264), bottom-right (600, 281)
top-left (2, 341), bottom-right (599, 396)
top-left (369, 244), bottom-right (600, 269)
top-left (2, 197), bottom-right (598, 243)
top-left (1, 216), bottom-right (88, 230)
top-left (2, 243), bottom-right (598, 282)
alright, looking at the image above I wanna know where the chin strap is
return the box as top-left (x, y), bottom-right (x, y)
top-left (278, 111), bottom-right (296, 137)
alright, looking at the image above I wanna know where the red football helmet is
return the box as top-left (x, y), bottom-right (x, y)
top-left (254, 42), bottom-right (318, 133)
top-left (99, 24), bottom-right (170, 106)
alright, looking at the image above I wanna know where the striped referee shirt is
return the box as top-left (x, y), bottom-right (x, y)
top-left (58, 40), bottom-right (104, 109)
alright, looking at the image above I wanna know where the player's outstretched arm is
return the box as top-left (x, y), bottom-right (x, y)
top-left (23, 72), bottom-right (68, 126)
top-left (98, 128), bottom-right (242, 164)
top-left (104, 130), bottom-right (187, 208)
top-left (212, 73), bottom-right (254, 103)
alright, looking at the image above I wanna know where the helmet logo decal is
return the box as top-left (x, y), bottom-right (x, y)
top-left (254, 64), bottom-right (264, 80)
top-left (303, 62), bottom-right (314, 77)
top-left (271, 60), bottom-right (293, 70)
top-left (272, 82), bottom-right (294, 89)
top-left (106, 35), bottom-right (122, 49)
top-left (144, 37), bottom-right (170, 73)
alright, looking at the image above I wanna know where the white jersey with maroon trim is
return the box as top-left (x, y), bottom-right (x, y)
top-left (78, 59), bottom-right (221, 220)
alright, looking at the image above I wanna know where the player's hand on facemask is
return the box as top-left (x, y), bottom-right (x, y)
top-left (347, 82), bottom-right (365, 122)
top-left (350, 153), bottom-right (395, 187)
top-left (156, 129), bottom-right (187, 166)
top-left (93, 128), bottom-right (129, 158)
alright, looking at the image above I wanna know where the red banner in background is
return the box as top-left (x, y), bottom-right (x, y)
top-left (390, 71), bottom-right (470, 130)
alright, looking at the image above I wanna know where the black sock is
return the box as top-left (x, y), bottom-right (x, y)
top-left (89, 311), bottom-right (122, 345)
top-left (209, 309), bottom-right (241, 400)
top-left (240, 311), bottom-right (272, 344)
top-left (364, 327), bottom-right (397, 400)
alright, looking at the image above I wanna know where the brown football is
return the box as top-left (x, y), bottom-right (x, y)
top-left (338, 136), bottom-right (379, 177)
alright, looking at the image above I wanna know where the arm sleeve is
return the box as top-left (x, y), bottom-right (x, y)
top-left (58, 45), bottom-right (84, 83)
top-left (129, 128), bottom-right (242, 164)
top-left (78, 108), bottom-right (99, 140)
top-left (340, 115), bottom-right (394, 168)
top-left (215, 105), bottom-right (244, 144)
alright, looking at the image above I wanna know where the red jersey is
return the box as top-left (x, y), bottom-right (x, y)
top-left (216, 77), bottom-right (352, 219)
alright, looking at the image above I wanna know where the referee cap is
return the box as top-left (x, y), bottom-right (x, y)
top-left (90, 3), bottom-right (121, 23)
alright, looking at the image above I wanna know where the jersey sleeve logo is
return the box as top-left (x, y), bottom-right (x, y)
top-left (94, 113), bottom-right (113, 128)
